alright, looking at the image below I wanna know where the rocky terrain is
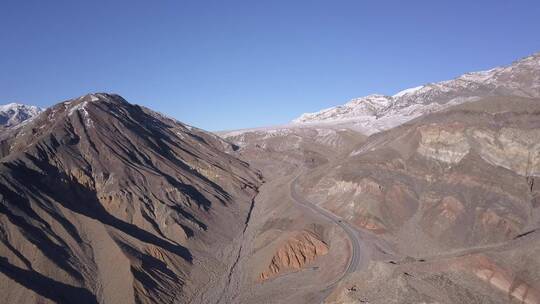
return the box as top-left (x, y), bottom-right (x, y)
top-left (221, 126), bottom-right (366, 179)
top-left (300, 96), bottom-right (540, 248)
top-left (219, 52), bottom-right (540, 303)
top-left (0, 93), bottom-right (261, 303)
top-left (297, 96), bottom-right (540, 303)
top-left (219, 96), bottom-right (540, 304)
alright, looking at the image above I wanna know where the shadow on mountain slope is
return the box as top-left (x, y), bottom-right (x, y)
top-left (0, 257), bottom-right (98, 304)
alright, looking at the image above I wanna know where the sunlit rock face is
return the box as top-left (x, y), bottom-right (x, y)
top-left (471, 128), bottom-right (540, 176)
top-left (417, 124), bottom-right (540, 176)
top-left (417, 124), bottom-right (471, 164)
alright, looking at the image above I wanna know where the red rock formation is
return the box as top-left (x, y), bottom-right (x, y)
top-left (260, 231), bottom-right (329, 280)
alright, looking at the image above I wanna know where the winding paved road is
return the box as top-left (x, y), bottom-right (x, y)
top-left (290, 171), bottom-right (364, 289)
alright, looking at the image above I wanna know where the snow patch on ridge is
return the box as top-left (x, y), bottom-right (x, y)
top-left (393, 85), bottom-right (424, 98)
top-left (68, 101), bottom-right (94, 128)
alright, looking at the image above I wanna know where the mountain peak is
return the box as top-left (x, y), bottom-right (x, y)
top-left (63, 93), bottom-right (126, 106)
top-left (0, 93), bottom-right (126, 129)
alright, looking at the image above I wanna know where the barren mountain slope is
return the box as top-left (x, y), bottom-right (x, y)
top-left (222, 126), bottom-right (366, 178)
top-left (295, 96), bottom-right (540, 303)
top-left (211, 125), bottom-right (368, 303)
top-left (0, 93), bottom-right (261, 304)
top-left (301, 96), bottom-right (540, 249)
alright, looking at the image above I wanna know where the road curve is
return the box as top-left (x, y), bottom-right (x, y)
top-left (290, 171), bottom-right (363, 289)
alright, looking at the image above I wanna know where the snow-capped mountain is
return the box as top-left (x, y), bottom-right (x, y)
top-left (293, 52), bottom-right (540, 134)
top-left (0, 103), bottom-right (43, 127)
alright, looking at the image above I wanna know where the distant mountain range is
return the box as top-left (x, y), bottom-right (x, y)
top-left (0, 103), bottom-right (42, 127)
top-left (293, 52), bottom-right (540, 134)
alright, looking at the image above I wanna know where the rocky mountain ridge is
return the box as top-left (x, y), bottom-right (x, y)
top-left (293, 52), bottom-right (540, 134)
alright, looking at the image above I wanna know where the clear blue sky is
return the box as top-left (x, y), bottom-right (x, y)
top-left (2, 1), bottom-right (539, 130)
